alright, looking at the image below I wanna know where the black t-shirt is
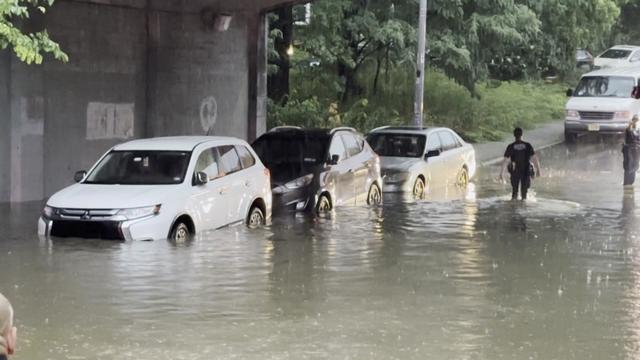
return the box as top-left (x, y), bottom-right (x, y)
top-left (504, 140), bottom-right (535, 174)
top-left (625, 128), bottom-right (640, 146)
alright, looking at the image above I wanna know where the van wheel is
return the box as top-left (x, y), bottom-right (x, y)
top-left (457, 168), bottom-right (469, 188)
top-left (247, 206), bottom-right (265, 229)
top-left (316, 194), bottom-right (332, 213)
top-left (565, 131), bottom-right (578, 144)
top-left (413, 177), bottom-right (426, 198)
top-left (367, 183), bottom-right (382, 205)
top-left (170, 222), bottom-right (190, 243)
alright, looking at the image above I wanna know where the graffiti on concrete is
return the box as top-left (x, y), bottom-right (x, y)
top-left (86, 102), bottom-right (134, 140)
top-left (200, 96), bottom-right (218, 134)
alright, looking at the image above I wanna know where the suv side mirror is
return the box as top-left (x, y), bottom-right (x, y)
top-left (194, 171), bottom-right (209, 186)
top-left (566, 88), bottom-right (573, 97)
top-left (329, 154), bottom-right (340, 165)
top-left (425, 150), bottom-right (440, 159)
top-left (74, 170), bottom-right (87, 183)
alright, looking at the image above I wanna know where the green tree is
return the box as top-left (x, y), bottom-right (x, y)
top-left (0, 0), bottom-right (67, 64)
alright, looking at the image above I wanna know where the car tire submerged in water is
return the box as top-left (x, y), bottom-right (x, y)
top-left (457, 168), bottom-right (469, 188)
top-left (170, 222), bottom-right (191, 243)
top-left (565, 131), bottom-right (578, 144)
top-left (316, 194), bottom-right (333, 214)
top-left (247, 206), bottom-right (265, 229)
top-left (367, 183), bottom-right (382, 205)
top-left (413, 177), bottom-right (426, 198)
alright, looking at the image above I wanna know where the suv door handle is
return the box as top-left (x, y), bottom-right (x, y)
top-left (218, 186), bottom-right (229, 195)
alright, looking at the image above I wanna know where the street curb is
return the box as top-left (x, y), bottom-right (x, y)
top-left (478, 139), bottom-right (565, 167)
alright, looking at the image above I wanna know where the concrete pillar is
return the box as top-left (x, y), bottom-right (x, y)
top-left (0, 51), bottom-right (10, 203)
top-left (247, 12), bottom-right (269, 141)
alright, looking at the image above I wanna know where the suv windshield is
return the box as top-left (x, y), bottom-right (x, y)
top-left (85, 151), bottom-right (191, 185)
top-left (573, 76), bottom-right (635, 98)
top-left (599, 49), bottom-right (632, 59)
top-left (367, 133), bottom-right (426, 158)
top-left (253, 132), bottom-right (329, 183)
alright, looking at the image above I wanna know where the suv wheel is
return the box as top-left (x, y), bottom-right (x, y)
top-left (170, 222), bottom-right (190, 243)
top-left (316, 194), bottom-right (332, 213)
top-left (413, 177), bottom-right (426, 198)
top-left (247, 206), bottom-right (265, 229)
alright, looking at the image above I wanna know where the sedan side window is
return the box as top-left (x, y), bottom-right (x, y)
top-left (342, 134), bottom-right (362, 157)
top-left (218, 145), bottom-right (243, 174)
top-left (194, 148), bottom-right (221, 182)
top-left (632, 51), bottom-right (640, 62)
top-left (426, 134), bottom-right (442, 152)
top-left (235, 145), bottom-right (256, 169)
top-left (328, 134), bottom-right (348, 162)
top-left (438, 131), bottom-right (458, 152)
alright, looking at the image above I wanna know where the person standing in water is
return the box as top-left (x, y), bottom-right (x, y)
top-left (623, 115), bottom-right (640, 186)
top-left (0, 293), bottom-right (17, 360)
top-left (500, 127), bottom-right (542, 200)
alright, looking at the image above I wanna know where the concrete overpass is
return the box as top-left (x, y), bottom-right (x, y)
top-left (0, 0), bottom-right (302, 202)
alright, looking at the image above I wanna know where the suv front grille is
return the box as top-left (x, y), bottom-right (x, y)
top-left (579, 111), bottom-right (614, 120)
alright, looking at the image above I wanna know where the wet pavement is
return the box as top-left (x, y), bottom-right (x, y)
top-left (1, 137), bottom-right (639, 359)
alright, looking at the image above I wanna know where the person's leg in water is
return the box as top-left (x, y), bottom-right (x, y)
top-left (510, 174), bottom-right (520, 200)
top-left (521, 175), bottom-right (531, 200)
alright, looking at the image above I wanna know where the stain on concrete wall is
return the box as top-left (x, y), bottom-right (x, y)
top-left (86, 102), bottom-right (135, 140)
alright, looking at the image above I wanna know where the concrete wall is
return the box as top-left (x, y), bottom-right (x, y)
top-left (0, 0), bottom-right (278, 202)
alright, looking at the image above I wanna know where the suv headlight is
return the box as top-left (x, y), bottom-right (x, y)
top-left (284, 174), bottom-right (314, 190)
top-left (565, 110), bottom-right (580, 120)
top-left (42, 205), bottom-right (54, 218)
top-left (117, 205), bottom-right (161, 220)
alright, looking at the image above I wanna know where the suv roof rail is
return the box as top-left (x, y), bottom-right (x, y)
top-left (330, 126), bottom-right (357, 134)
top-left (268, 126), bottom-right (303, 132)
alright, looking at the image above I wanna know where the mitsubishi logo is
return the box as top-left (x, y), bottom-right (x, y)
top-left (81, 211), bottom-right (91, 220)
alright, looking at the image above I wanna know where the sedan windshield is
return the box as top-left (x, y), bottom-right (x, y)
top-left (599, 49), bottom-right (632, 59)
top-left (367, 133), bottom-right (426, 158)
top-left (573, 76), bottom-right (635, 98)
top-left (85, 151), bottom-right (191, 185)
top-left (252, 132), bottom-right (329, 182)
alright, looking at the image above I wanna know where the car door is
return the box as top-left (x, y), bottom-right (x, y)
top-left (342, 133), bottom-right (368, 205)
top-left (327, 133), bottom-right (352, 206)
top-left (235, 145), bottom-right (260, 220)
top-left (217, 145), bottom-right (246, 225)
top-left (189, 146), bottom-right (228, 231)
top-left (425, 132), bottom-right (445, 189)
top-left (437, 130), bottom-right (464, 186)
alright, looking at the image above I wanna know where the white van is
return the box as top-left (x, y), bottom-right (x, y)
top-left (38, 136), bottom-right (272, 241)
top-left (564, 67), bottom-right (640, 142)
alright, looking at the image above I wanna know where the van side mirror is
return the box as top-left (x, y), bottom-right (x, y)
top-left (566, 88), bottom-right (573, 97)
top-left (74, 170), bottom-right (87, 183)
top-left (425, 150), bottom-right (440, 159)
top-left (329, 154), bottom-right (340, 165)
top-left (194, 171), bottom-right (209, 186)
top-left (633, 86), bottom-right (640, 99)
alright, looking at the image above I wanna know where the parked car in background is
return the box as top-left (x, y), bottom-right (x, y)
top-left (593, 45), bottom-right (640, 68)
top-left (38, 137), bottom-right (272, 241)
top-left (576, 49), bottom-right (594, 70)
top-left (564, 67), bottom-right (640, 142)
top-left (252, 127), bottom-right (383, 214)
top-left (367, 126), bottom-right (476, 198)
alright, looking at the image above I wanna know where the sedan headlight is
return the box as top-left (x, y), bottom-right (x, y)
top-left (565, 110), bottom-right (580, 120)
top-left (385, 172), bottom-right (409, 183)
top-left (117, 205), bottom-right (161, 220)
top-left (284, 174), bottom-right (314, 190)
top-left (42, 205), bottom-right (54, 218)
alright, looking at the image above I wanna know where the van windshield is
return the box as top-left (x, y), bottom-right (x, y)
top-left (573, 76), bottom-right (635, 98)
top-left (599, 49), bottom-right (632, 59)
top-left (84, 151), bottom-right (191, 185)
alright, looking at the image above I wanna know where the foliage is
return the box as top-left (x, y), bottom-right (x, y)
top-left (0, 0), bottom-right (67, 64)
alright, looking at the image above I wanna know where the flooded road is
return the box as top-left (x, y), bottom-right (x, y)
top-left (1, 139), bottom-right (640, 359)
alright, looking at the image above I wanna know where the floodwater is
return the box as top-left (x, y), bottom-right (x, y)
top-left (1, 138), bottom-right (640, 359)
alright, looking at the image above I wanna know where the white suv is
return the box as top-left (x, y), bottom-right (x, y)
top-left (38, 136), bottom-right (272, 241)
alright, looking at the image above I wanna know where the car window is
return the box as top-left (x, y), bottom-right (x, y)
top-left (329, 134), bottom-right (348, 161)
top-left (235, 145), bottom-right (256, 169)
top-left (438, 131), bottom-right (458, 152)
top-left (194, 148), bottom-right (221, 181)
top-left (426, 133), bottom-right (442, 152)
top-left (367, 133), bottom-right (426, 158)
top-left (600, 49), bottom-right (632, 59)
top-left (218, 145), bottom-right (243, 174)
top-left (631, 51), bottom-right (640, 62)
top-left (342, 134), bottom-right (362, 157)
